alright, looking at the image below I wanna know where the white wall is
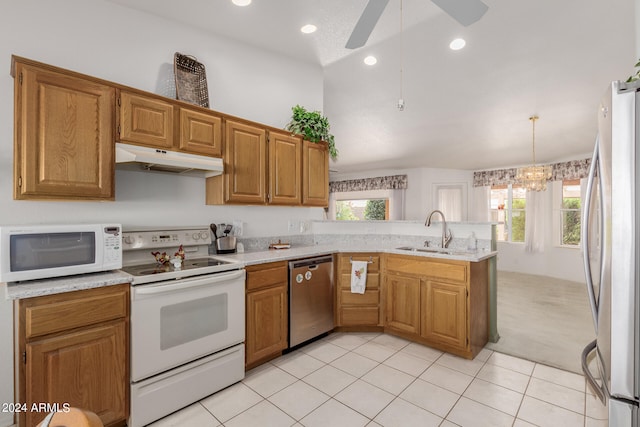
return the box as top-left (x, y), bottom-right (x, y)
top-left (0, 1), bottom-right (325, 424)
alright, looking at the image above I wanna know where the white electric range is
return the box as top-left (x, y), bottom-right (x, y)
top-left (121, 226), bottom-right (245, 427)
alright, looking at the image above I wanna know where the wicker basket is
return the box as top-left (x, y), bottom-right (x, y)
top-left (174, 53), bottom-right (210, 108)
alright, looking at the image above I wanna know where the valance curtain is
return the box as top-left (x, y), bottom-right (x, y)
top-left (329, 175), bottom-right (408, 193)
top-left (472, 158), bottom-right (591, 187)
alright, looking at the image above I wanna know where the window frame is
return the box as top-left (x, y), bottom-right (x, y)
top-left (553, 179), bottom-right (583, 248)
top-left (490, 184), bottom-right (526, 243)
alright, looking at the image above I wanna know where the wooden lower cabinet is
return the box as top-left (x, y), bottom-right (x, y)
top-left (15, 284), bottom-right (129, 427)
top-left (335, 254), bottom-right (382, 329)
top-left (420, 280), bottom-right (466, 349)
top-left (383, 254), bottom-right (488, 359)
top-left (245, 262), bottom-right (288, 369)
top-left (385, 273), bottom-right (421, 335)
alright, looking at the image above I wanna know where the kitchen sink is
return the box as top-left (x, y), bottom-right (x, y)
top-left (395, 246), bottom-right (477, 256)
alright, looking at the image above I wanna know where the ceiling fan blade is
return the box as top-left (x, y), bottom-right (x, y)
top-left (345, 0), bottom-right (390, 49)
top-left (431, 0), bottom-right (488, 26)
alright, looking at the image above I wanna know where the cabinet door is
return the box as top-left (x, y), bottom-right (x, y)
top-left (119, 91), bottom-right (174, 149)
top-left (302, 140), bottom-right (329, 207)
top-left (179, 108), bottom-right (222, 156)
top-left (26, 321), bottom-right (128, 427)
top-left (421, 280), bottom-right (467, 350)
top-left (268, 132), bottom-right (301, 205)
top-left (246, 285), bottom-right (288, 366)
top-left (385, 273), bottom-right (421, 335)
top-left (14, 63), bottom-right (115, 200)
top-left (225, 120), bottom-right (267, 204)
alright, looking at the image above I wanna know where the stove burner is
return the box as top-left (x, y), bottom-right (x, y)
top-left (122, 257), bottom-right (231, 277)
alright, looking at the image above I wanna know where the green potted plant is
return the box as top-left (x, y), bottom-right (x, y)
top-left (285, 105), bottom-right (338, 160)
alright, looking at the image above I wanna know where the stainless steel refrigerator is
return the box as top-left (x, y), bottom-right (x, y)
top-left (582, 80), bottom-right (640, 426)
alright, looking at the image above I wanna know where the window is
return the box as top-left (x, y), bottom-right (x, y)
top-left (336, 199), bottom-right (389, 221)
top-left (560, 179), bottom-right (581, 246)
top-left (490, 185), bottom-right (526, 242)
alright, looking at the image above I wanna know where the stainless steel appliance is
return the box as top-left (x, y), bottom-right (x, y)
top-left (122, 227), bottom-right (245, 427)
top-left (289, 255), bottom-right (334, 347)
top-left (0, 223), bottom-right (122, 282)
top-left (582, 80), bottom-right (639, 426)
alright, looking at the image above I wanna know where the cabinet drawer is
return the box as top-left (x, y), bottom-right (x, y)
top-left (340, 289), bottom-right (379, 306)
top-left (246, 262), bottom-right (288, 291)
top-left (339, 254), bottom-right (380, 273)
top-left (386, 255), bottom-right (468, 283)
top-left (426, 262), bottom-right (468, 283)
top-left (340, 273), bottom-right (379, 290)
top-left (340, 307), bottom-right (379, 326)
top-left (22, 284), bottom-right (129, 340)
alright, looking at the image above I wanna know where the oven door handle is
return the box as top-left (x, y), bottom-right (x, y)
top-left (134, 269), bottom-right (245, 295)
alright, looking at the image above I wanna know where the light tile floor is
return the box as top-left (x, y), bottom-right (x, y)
top-left (148, 332), bottom-right (608, 427)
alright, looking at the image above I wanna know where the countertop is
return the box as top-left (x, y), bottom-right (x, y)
top-left (4, 245), bottom-right (496, 300)
top-left (218, 244), bottom-right (497, 266)
top-left (5, 270), bottom-right (133, 300)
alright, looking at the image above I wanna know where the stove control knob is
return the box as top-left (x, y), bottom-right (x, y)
top-left (200, 231), bottom-right (209, 240)
top-left (123, 236), bottom-right (133, 245)
top-left (192, 233), bottom-right (200, 240)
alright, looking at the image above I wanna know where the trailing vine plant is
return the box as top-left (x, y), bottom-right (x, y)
top-left (626, 59), bottom-right (640, 82)
top-left (285, 105), bottom-right (338, 160)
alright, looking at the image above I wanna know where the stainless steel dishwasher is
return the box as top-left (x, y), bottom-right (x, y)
top-left (289, 255), bottom-right (334, 347)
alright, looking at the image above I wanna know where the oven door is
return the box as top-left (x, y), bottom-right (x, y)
top-left (130, 269), bottom-right (245, 382)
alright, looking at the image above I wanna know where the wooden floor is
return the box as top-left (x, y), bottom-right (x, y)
top-left (485, 271), bottom-right (594, 374)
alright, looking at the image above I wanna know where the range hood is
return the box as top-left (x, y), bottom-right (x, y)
top-left (115, 143), bottom-right (223, 178)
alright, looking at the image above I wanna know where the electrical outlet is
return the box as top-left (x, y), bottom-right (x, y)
top-left (232, 220), bottom-right (243, 237)
top-left (287, 220), bottom-right (297, 232)
top-left (299, 220), bottom-right (310, 233)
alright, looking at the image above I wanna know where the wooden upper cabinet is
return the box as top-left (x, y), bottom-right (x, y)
top-left (224, 120), bottom-right (267, 204)
top-left (179, 108), bottom-right (222, 156)
top-left (269, 131), bottom-right (302, 205)
top-left (13, 61), bottom-right (115, 200)
top-left (302, 140), bottom-right (329, 207)
top-left (118, 91), bottom-right (174, 149)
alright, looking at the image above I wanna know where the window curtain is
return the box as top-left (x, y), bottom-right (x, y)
top-left (329, 175), bottom-right (408, 192)
top-left (524, 189), bottom-right (547, 252)
top-left (470, 186), bottom-right (490, 222)
top-left (438, 188), bottom-right (463, 222)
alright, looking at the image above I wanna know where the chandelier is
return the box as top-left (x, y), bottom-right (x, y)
top-left (516, 115), bottom-right (552, 191)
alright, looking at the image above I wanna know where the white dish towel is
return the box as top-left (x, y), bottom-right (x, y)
top-left (350, 260), bottom-right (368, 294)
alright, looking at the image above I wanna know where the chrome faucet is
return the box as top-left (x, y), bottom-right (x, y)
top-left (425, 210), bottom-right (452, 248)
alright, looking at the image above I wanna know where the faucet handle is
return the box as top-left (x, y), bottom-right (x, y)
top-left (444, 229), bottom-right (453, 247)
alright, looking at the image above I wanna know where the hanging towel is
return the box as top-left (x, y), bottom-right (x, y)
top-left (350, 260), bottom-right (368, 294)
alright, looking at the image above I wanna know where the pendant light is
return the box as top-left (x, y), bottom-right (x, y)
top-left (516, 115), bottom-right (552, 191)
top-left (397, 0), bottom-right (405, 111)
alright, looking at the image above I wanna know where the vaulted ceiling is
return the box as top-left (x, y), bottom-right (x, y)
top-left (109, 0), bottom-right (636, 172)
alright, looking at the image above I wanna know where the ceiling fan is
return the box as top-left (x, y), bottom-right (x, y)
top-left (345, 0), bottom-right (489, 49)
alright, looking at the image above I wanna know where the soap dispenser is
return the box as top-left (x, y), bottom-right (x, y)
top-left (467, 232), bottom-right (477, 251)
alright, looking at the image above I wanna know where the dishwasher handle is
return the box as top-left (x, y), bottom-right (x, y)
top-left (289, 255), bottom-right (333, 269)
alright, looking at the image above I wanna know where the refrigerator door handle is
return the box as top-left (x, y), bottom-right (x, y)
top-left (581, 339), bottom-right (607, 403)
top-left (582, 136), bottom-right (600, 332)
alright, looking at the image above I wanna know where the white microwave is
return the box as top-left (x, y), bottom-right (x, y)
top-left (0, 224), bottom-right (122, 283)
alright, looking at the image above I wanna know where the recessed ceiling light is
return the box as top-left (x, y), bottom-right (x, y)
top-left (300, 24), bottom-right (317, 34)
top-left (364, 56), bottom-right (377, 66)
top-left (449, 38), bottom-right (466, 50)
top-left (232, 0), bottom-right (251, 6)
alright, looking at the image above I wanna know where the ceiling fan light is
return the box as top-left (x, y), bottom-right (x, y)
top-left (231, 0), bottom-right (251, 6)
top-left (364, 55), bottom-right (377, 65)
top-left (300, 24), bottom-right (317, 34)
top-left (449, 38), bottom-right (466, 50)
